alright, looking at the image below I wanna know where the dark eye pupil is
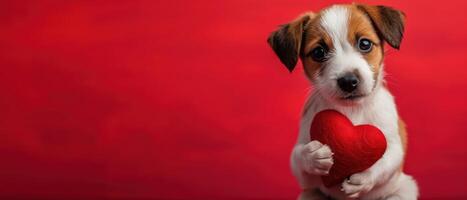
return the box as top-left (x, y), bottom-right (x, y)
top-left (311, 46), bottom-right (326, 62)
top-left (358, 38), bottom-right (372, 52)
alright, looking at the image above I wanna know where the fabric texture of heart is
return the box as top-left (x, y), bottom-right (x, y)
top-left (309, 110), bottom-right (387, 187)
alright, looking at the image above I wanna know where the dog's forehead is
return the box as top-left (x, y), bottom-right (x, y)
top-left (303, 5), bottom-right (377, 52)
top-left (319, 5), bottom-right (350, 45)
top-left (302, 4), bottom-right (383, 58)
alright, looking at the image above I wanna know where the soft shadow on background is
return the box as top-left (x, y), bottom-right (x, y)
top-left (1, 0), bottom-right (466, 199)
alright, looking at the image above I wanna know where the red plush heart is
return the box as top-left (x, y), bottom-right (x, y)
top-left (309, 110), bottom-right (387, 187)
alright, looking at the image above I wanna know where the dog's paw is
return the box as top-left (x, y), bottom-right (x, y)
top-left (300, 140), bottom-right (334, 175)
top-left (341, 171), bottom-right (375, 198)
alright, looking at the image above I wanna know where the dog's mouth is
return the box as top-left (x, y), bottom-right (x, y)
top-left (341, 93), bottom-right (366, 100)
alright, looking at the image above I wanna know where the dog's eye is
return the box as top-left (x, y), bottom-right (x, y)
top-left (310, 45), bottom-right (327, 62)
top-left (357, 38), bottom-right (372, 53)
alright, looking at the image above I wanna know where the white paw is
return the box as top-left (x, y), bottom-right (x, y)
top-left (301, 140), bottom-right (334, 175)
top-left (341, 171), bottom-right (375, 198)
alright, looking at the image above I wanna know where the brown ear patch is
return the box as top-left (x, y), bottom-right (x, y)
top-left (357, 5), bottom-right (406, 49)
top-left (267, 14), bottom-right (312, 72)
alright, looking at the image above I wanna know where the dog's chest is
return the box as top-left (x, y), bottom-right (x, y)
top-left (304, 88), bottom-right (399, 138)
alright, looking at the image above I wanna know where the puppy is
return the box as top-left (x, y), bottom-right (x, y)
top-left (267, 4), bottom-right (418, 200)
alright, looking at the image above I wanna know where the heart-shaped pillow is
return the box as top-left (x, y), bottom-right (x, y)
top-left (309, 110), bottom-right (387, 187)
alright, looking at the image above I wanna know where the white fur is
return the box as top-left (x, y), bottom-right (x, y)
top-left (290, 5), bottom-right (418, 200)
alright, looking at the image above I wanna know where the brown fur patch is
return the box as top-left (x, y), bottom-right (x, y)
top-left (301, 13), bottom-right (331, 79)
top-left (398, 118), bottom-right (408, 170)
top-left (398, 118), bottom-right (408, 154)
top-left (348, 6), bottom-right (384, 82)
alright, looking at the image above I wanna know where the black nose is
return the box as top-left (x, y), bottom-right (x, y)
top-left (337, 74), bottom-right (359, 93)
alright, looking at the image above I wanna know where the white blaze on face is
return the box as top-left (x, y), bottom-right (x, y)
top-left (315, 5), bottom-right (375, 100)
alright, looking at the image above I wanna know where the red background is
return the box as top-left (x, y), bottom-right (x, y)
top-left (1, 0), bottom-right (466, 199)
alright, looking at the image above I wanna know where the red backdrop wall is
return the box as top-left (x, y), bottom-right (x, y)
top-left (1, 0), bottom-right (466, 199)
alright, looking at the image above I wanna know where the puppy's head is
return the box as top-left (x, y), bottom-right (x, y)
top-left (268, 4), bottom-right (405, 105)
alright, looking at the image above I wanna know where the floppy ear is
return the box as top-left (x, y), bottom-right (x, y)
top-left (267, 14), bottom-right (313, 72)
top-left (357, 5), bottom-right (406, 49)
